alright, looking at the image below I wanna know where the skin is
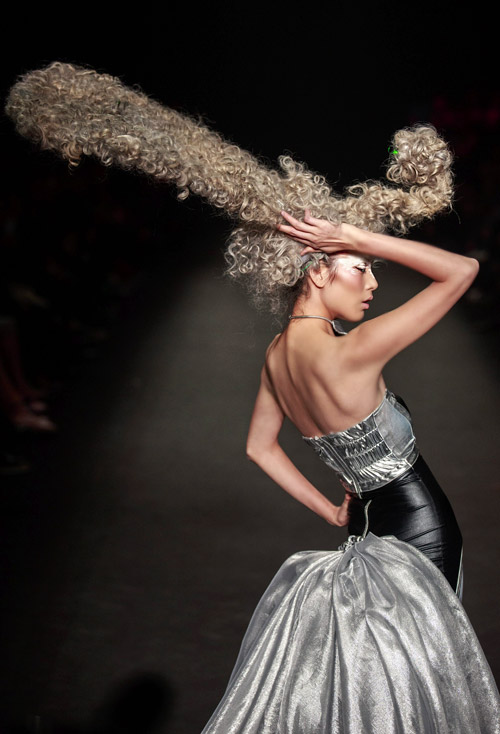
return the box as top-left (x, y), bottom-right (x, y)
top-left (246, 210), bottom-right (479, 527)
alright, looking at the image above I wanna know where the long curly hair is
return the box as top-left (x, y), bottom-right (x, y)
top-left (6, 62), bottom-right (453, 313)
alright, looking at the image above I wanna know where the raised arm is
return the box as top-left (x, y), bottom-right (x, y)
top-left (246, 367), bottom-right (351, 526)
top-left (279, 211), bottom-right (479, 367)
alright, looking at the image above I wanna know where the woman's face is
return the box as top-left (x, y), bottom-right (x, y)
top-left (321, 254), bottom-right (378, 321)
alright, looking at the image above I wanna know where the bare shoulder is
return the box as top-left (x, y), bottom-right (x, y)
top-left (311, 329), bottom-right (355, 369)
top-left (264, 333), bottom-right (282, 377)
top-left (266, 325), bottom-right (346, 382)
top-left (327, 322), bottom-right (388, 373)
top-left (265, 333), bottom-right (282, 355)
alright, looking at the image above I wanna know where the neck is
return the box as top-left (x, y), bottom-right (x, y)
top-left (292, 297), bottom-right (336, 322)
top-left (288, 314), bottom-right (347, 336)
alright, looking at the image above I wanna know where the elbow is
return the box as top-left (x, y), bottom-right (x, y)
top-left (246, 441), bottom-right (275, 466)
top-left (246, 446), bottom-right (257, 463)
top-left (453, 256), bottom-right (479, 289)
top-left (246, 442), bottom-right (262, 464)
top-left (463, 256), bottom-right (480, 280)
top-left (463, 257), bottom-right (480, 290)
top-left (465, 256), bottom-right (480, 277)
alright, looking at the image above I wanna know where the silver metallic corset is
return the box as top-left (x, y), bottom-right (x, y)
top-left (303, 390), bottom-right (419, 496)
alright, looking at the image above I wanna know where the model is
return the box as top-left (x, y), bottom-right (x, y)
top-left (201, 214), bottom-right (499, 732)
top-left (6, 62), bottom-right (500, 732)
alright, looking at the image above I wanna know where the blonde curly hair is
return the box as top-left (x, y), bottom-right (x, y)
top-left (6, 62), bottom-right (453, 313)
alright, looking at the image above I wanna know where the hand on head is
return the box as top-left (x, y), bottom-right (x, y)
top-left (278, 210), bottom-right (353, 256)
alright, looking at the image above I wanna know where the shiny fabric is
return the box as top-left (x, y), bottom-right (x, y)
top-left (201, 534), bottom-right (500, 733)
top-left (303, 390), bottom-right (419, 495)
top-left (348, 455), bottom-right (464, 596)
top-left (201, 391), bottom-right (500, 732)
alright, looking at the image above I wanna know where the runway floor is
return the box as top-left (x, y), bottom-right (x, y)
top-left (1, 245), bottom-right (499, 733)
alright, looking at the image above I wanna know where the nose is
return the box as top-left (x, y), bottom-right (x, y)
top-left (368, 271), bottom-right (378, 291)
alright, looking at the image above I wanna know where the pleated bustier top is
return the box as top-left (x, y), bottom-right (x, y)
top-left (303, 390), bottom-right (419, 496)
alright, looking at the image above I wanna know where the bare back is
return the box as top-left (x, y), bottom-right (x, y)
top-left (264, 321), bottom-right (386, 438)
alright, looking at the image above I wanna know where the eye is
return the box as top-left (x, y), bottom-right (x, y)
top-left (355, 265), bottom-right (368, 274)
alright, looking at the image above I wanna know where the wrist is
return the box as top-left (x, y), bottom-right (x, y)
top-left (326, 505), bottom-right (340, 526)
top-left (338, 222), bottom-right (359, 249)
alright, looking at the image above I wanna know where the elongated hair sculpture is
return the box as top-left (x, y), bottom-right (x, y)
top-left (6, 62), bottom-right (453, 313)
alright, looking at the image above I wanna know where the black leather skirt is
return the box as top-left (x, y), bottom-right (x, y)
top-left (347, 455), bottom-right (463, 594)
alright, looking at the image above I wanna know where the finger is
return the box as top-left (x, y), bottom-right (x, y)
top-left (303, 209), bottom-right (324, 225)
top-left (277, 224), bottom-right (316, 242)
top-left (299, 244), bottom-right (328, 255)
top-left (293, 236), bottom-right (316, 246)
top-left (280, 211), bottom-right (302, 226)
top-left (282, 235), bottom-right (316, 246)
top-left (303, 209), bottom-right (317, 224)
top-left (280, 211), bottom-right (316, 233)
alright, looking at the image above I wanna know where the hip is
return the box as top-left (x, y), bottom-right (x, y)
top-left (347, 454), bottom-right (463, 593)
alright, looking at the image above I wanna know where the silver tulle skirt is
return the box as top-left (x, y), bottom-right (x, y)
top-left (201, 532), bottom-right (500, 733)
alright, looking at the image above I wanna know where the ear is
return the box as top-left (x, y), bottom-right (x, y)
top-left (307, 262), bottom-right (330, 289)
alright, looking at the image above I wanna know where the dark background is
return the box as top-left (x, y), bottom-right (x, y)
top-left (1, 4), bottom-right (499, 733)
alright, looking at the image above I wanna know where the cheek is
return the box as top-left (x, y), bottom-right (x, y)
top-left (334, 269), bottom-right (363, 290)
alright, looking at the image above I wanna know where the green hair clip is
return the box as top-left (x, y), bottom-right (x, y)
top-left (301, 260), bottom-right (315, 273)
